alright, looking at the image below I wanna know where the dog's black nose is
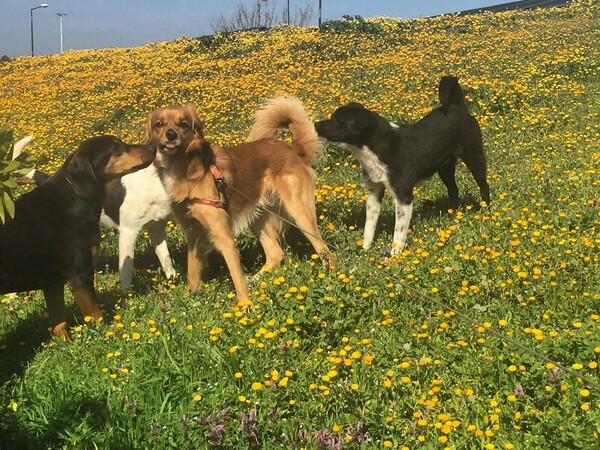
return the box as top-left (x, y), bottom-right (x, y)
top-left (166, 129), bottom-right (178, 141)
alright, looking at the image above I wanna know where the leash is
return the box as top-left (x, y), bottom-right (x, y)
top-left (224, 182), bottom-right (600, 390)
top-left (185, 164), bottom-right (228, 209)
top-left (226, 182), bottom-right (340, 253)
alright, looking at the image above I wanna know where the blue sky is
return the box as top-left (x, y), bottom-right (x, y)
top-left (1, 1), bottom-right (504, 58)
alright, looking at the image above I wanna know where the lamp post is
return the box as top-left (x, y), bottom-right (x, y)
top-left (318, 0), bottom-right (322, 27)
top-left (57, 12), bottom-right (67, 53)
top-left (30, 3), bottom-right (49, 57)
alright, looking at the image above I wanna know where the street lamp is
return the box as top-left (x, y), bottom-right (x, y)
top-left (318, 0), bottom-right (322, 27)
top-left (57, 13), bottom-right (67, 53)
top-left (30, 3), bottom-right (49, 57)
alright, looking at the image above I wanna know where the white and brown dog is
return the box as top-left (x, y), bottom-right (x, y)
top-left (147, 98), bottom-right (333, 303)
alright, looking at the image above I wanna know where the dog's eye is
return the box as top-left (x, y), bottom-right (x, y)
top-left (111, 145), bottom-right (123, 156)
top-left (180, 121), bottom-right (189, 129)
top-left (155, 121), bottom-right (164, 129)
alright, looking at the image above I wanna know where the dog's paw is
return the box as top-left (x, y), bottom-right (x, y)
top-left (379, 243), bottom-right (405, 264)
top-left (251, 265), bottom-right (272, 281)
top-left (318, 250), bottom-right (335, 269)
top-left (51, 322), bottom-right (70, 341)
top-left (390, 244), bottom-right (403, 256)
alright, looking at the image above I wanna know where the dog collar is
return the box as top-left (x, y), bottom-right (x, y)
top-left (185, 164), bottom-right (227, 209)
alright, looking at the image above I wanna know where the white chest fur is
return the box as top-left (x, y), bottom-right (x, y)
top-left (347, 144), bottom-right (390, 186)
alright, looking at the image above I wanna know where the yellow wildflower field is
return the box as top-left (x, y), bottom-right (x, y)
top-left (0, 2), bottom-right (598, 449)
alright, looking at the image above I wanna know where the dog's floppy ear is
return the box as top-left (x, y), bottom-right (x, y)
top-left (183, 103), bottom-right (204, 138)
top-left (66, 153), bottom-right (102, 201)
top-left (185, 136), bottom-right (216, 168)
top-left (141, 111), bottom-right (155, 144)
top-left (352, 105), bottom-right (376, 130)
top-left (185, 137), bottom-right (205, 154)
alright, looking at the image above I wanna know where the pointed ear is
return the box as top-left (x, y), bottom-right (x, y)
top-left (183, 103), bottom-right (204, 138)
top-left (67, 154), bottom-right (101, 201)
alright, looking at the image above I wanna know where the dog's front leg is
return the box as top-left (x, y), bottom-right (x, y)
top-left (215, 237), bottom-right (250, 303)
top-left (147, 219), bottom-right (177, 279)
top-left (362, 179), bottom-right (384, 249)
top-left (186, 238), bottom-right (206, 292)
top-left (118, 226), bottom-right (139, 290)
top-left (43, 282), bottom-right (69, 340)
top-left (67, 283), bottom-right (103, 322)
top-left (66, 250), bottom-right (103, 322)
top-left (190, 208), bottom-right (250, 303)
top-left (390, 189), bottom-right (414, 255)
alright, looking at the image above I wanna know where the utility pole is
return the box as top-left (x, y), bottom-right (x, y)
top-left (57, 13), bottom-right (67, 53)
top-left (318, 0), bottom-right (322, 27)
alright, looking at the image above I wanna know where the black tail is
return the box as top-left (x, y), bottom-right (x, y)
top-left (439, 76), bottom-right (465, 114)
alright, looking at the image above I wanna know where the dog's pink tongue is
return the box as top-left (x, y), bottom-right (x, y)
top-left (165, 143), bottom-right (176, 150)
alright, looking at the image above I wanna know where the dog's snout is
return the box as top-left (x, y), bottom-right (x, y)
top-left (166, 129), bottom-right (178, 141)
top-left (314, 120), bottom-right (326, 135)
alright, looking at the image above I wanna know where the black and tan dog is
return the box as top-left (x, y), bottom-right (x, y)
top-left (315, 76), bottom-right (490, 254)
top-left (146, 98), bottom-right (333, 304)
top-left (0, 136), bottom-right (156, 339)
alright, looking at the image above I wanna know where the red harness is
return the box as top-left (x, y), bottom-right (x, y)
top-left (185, 165), bottom-right (227, 209)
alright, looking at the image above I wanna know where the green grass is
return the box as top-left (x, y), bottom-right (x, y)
top-left (1, 3), bottom-right (599, 449)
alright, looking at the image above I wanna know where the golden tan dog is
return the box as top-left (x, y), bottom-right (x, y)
top-left (145, 98), bottom-right (333, 303)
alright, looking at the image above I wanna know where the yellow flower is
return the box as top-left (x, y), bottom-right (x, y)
top-left (251, 382), bottom-right (264, 391)
top-left (193, 394), bottom-right (202, 402)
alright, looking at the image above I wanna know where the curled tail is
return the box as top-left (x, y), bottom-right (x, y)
top-left (439, 76), bottom-right (465, 114)
top-left (248, 96), bottom-right (321, 163)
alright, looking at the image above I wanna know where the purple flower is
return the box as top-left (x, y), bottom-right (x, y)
top-left (514, 383), bottom-right (525, 397)
top-left (240, 408), bottom-right (258, 441)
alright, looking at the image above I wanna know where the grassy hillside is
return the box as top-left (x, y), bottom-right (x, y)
top-left (0, 1), bottom-right (598, 448)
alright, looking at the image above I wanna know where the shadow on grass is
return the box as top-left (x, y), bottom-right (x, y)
top-left (0, 287), bottom-right (125, 386)
top-left (0, 314), bottom-right (49, 384)
top-left (0, 396), bottom-right (109, 450)
top-left (328, 192), bottom-right (483, 233)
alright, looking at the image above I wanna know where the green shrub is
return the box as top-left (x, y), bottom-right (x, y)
top-left (0, 127), bottom-right (36, 224)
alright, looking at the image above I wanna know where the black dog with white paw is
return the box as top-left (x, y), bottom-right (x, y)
top-left (315, 76), bottom-right (490, 253)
